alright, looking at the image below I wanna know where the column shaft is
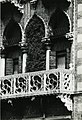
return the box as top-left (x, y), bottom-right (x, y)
top-left (0, 55), bottom-right (5, 77)
top-left (22, 52), bottom-right (27, 73)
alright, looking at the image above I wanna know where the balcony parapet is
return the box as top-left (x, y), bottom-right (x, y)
top-left (0, 69), bottom-right (74, 100)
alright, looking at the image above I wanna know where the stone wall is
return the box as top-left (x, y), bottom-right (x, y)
top-left (73, 0), bottom-right (82, 120)
top-left (76, 0), bottom-right (82, 92)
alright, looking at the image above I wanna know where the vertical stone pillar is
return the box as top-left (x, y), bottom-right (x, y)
top-left (0, 48), bottom-right (5, 77)
top-left (22, 48), bottom-right (28, 73)
top-left (46, 45), bottom-right (51, 70)
top-left (20, 42), bottom-right (28, 73)
top-left (42, 37), bottom-right (51, 70)
top-left (20, 30), bottom-right (28, 73)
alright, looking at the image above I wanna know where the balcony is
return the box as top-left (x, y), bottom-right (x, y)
top-left (0, 69), bottom-right (74, 100)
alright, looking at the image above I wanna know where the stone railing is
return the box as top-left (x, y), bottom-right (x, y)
top-left (0, 69), bottom-right (74, 99)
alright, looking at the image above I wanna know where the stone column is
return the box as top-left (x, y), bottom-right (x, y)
top-left (0, 47), bottom-right (5, 77)
top-left (20, 31), bottom-right (28, 73)
top-left (46, 43), bottom-right (51, 70)
top-left (20, 42), bottom-right (28, 73)
top-left (22, 49), bottom-right (28, 73)
top-left (42, 37), bottom-right (51, 70)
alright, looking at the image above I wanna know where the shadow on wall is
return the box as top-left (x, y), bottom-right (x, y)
top-left (1, 95), bottom-right (71, 120)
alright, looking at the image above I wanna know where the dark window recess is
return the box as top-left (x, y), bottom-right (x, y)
top-left (13, 58), bottom-right (19, 74)
top-left (56, 51), bottom-right (67, 69)
top-left (5, 58), bottom-right (13, 75)
top-left (50, 51), bottom-right (56, 69)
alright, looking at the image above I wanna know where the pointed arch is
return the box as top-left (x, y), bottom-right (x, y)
top-left (63, 10), bottom-right (71, 32)
top-left (49, 9), bottom-right (71, 36)
top-left (24, 14), bottom-right (46, 36)
top-left (3, 18), bottom-right (22, 46)
top-left (25, 14), bottom-right (46, 72)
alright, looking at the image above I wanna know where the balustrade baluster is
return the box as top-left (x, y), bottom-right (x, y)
top-left (26, 75), bottom-right (28, 93)
top-left (44, 73), bottom-right (46, 92)
top-left (11, 77), bottom-right (13, 95)
top-left (60, 71), bottom-right (63, 93)
top-left (0, 79), bottom-right (1, 96)
top-left (28, 74), bottom-right (31, 93)
top-left (14, 77), bottom-right (16, 95)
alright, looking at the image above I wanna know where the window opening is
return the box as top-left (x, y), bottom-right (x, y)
top-left (56, 51), bottom-right (66, 69)
top-left (13, 58), bottom-right (19, 74)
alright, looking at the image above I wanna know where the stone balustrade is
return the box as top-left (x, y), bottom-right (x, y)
top-left (0, 69), bottom-right (74, 99)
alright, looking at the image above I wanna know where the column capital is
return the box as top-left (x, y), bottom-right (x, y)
top-left (65, 32), bottom-right (74, 40)
top-left (0, 45), bottom-right (5, 58)
top-left (42, 37), bottom-right (51, 50)
top-left (19, 42), bottom-right (28, 53)
top-left (30, 0), bottom-right (38, 10)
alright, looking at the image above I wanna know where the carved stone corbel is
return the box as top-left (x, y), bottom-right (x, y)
top-left (56, 94), bottom-right (72, 111)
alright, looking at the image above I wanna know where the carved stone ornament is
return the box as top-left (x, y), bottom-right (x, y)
top-left (56, 94), bottom-right (72, 111)
top-left (67, 0), bottom-right (71, 2)
top-left (30, 0), bottom-right (38, 10)
top-left (65, 32), bottom-right (74, 40)
top-left (1, 0), bottom-right (24, 13)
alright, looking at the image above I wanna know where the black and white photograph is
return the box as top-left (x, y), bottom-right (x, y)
top-left (0, 0), bottom-right (82, 120)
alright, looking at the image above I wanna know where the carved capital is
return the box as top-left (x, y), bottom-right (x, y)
top-left (19, 42), bottom-right (28, 53)
top-left (67, 0), bottom-right (71, 2)
top-left (0, 46), bottom-right (5, 58)
top-left (65, 32), bottom-right (74, 40)
top-left (30, 0), bottom-right (38, 10)
top-left (42, 37), bottom-right (51, 50)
